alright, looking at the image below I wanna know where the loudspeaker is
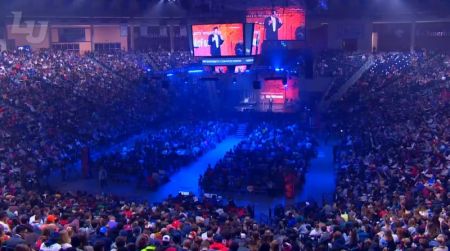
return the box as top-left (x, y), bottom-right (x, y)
top-left (253, 80), bottom-right (261, 89)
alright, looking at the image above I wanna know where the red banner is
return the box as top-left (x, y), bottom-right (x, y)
top-left (260, 79), bottom-right (300, 104)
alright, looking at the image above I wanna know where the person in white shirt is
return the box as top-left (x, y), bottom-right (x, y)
top-left (40, 232), bottom-right (62, 251)
top-left (0, 212), bottom-right (11, 233)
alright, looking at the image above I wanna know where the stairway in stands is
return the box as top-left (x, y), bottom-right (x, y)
top-left (320, 54), bottom-right (375, 111)
top-left (235, 123), bottom-right (248, 138)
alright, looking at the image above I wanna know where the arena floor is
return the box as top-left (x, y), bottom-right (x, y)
top-left (53, 135), bottom-right (336, 218)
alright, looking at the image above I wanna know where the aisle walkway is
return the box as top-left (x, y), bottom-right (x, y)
top-left (297, 140), bottom-right (336, 205)
top-left (55, 136), bottom-right (336, 215)
top-left (55, 136), bottom-right (242, 202)
top-left (146, 136), bottom-right (241, 202)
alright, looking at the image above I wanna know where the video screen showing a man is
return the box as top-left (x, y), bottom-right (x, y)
top-left (246, 7), bottom-right (306, 43)
top-left (208, 27), bottom-right (224, 57)
top-left (264, 10), bottom-right (283, 40)
top-left (192, 23), bottom-right (244, 57)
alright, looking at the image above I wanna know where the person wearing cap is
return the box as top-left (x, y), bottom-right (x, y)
top-left (40, 231), bottom-right (62, 251)
top-left (156, 235), bottom-right (177, 251)
top-left (234, 233), bottom-right (249, 251)
top-left (46, 215), bottom-right (57, 225)
top-left (40, 215), bottom-right (59, 233)
top-left (209, 234), bottom-right (228, 251)
top-left (91, 226), bottom-right (111, 251)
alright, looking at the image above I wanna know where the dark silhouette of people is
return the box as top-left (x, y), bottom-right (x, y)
top-left (295, 25), bottom-right (305, 40)
top-left (208, 27), bottom-right (224, 56)
top-left (264, 10), bottom-right (283, 40)
top-left (234, 42), bottom-right (244, 56)
top-left (268, 97), bottom-right (273, 111)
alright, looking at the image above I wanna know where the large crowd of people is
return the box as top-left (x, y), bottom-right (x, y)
top-left (90, 51), bottom-right (150, 83)
top-left (0, 45), bottom-right (449, 251)
top-left (200, 123), bottom-right (317, 197)
top-left (0, 48), bottom-right (202, 191)
top-left (321, 50), bottom-right (450, 250)
top-left (90, 50), bottom-right (196, 75)
top-left (146, 51), bottom-right (197, 72)
top-left (93, 121), bottom-right (234, 189)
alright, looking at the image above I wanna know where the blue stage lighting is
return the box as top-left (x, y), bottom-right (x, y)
top-left (188, 69), bottom-right (203, 74)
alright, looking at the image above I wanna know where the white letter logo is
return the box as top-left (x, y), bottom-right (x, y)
top-left (10, 11), bottom-right (48, 44)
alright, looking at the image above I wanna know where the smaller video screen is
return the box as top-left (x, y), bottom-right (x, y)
top-left (235, 65), bottom-right (247, 73)
top-left (215, 66), bottom-right (228, 74)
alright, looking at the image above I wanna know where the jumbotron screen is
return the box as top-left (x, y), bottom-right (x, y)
top-left (246, 7), bottom-right (306, 42)
top-left (192, 23), bottom-right (244, 57)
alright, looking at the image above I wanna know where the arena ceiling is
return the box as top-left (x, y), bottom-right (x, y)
top-left (1, 0), bottom-right (449, 19)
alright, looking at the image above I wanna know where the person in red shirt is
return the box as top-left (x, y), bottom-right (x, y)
top-left (209, 235), bottom-right (228, 251)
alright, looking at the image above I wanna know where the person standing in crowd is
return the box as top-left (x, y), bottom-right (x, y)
top-left (99, 167), bottom-right (108, 188)
top-left (268, 97), bottom-right (273, 111)
top-left (1, 225), bottom-right (28, 250)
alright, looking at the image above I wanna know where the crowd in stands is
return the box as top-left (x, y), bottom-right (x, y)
top-left (0, 46), bottom-right (450, 251)
top-left (0, 189), bottom-right (259, 251)
top-left (315, 51), bottom-right (368, 100)
top-left (0, 48), bottom-right (199, 192)
top-left (93, 121), bottom-right (234, 189)
top-left (201, 123), bottom-right (317, 196)
top-left (90, 51), bottom-right (150, 83)
top-left (146, 51), bottom-right (197, 72)
top-left (90, 50), bottom-right (196, 75)
top-left (320, 50), bottom-right (450, 250)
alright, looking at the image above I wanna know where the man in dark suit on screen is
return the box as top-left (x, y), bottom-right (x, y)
top-left (208, 27), bottom-right (224, 56)
top-left (264, 10), bottom-right (283, 40)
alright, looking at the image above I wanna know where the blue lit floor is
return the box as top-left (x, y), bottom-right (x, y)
top-left (54, 137), bottom-right (335, 217)
top-left (145, 136), bottom-right (242, 202)
top-left (297, 140), bottom-right (336, 204)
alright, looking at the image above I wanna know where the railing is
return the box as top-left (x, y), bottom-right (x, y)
top-left (320, 55), bottom-right (374, 111)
